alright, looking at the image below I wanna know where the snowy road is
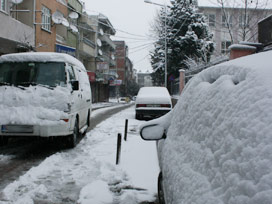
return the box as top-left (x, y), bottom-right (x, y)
top-left (0, 103), bottom-right (131, 192)
top-left (0, 105), bottom-right (159, 204)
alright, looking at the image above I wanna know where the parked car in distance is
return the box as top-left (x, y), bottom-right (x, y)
top-left (140, 51), bottom-right (272, 204)
top-left (118, 97), bottom-right (130, 103)
top-left (135, 87), bottom-right (172, 120)
top-left (0, 52), bottom-right (92, 148)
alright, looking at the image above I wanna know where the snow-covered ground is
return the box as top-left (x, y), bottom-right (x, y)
top-left (0, 107), bottom-right (159, 204)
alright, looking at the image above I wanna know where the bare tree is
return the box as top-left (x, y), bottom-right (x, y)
top-left (210, 0), bottom-right (272, 43)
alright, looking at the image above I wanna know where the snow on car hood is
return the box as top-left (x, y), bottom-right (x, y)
top-left (0, 85), bottom-right (70, 125)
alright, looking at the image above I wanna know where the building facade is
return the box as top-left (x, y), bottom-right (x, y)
top-left (111, 41), bottom-right (134, 97)
top-left (198, 6), bottom-right (272, 56)
top-left (137, 71), bottom-right (153, 88)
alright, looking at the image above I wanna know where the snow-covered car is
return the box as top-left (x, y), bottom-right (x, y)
top-left (140, 51), bottom-right (272, 204)
top-left (0, 52), bottom-right (92, 148)
top-left (135, 87), bottom-right (172, 120)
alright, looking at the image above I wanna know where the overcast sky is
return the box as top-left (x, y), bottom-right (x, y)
top-left (82, 0), bottom-right (171, 73)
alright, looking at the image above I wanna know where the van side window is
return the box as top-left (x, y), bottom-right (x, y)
top-left (67, 65), bottom-right (76, 81)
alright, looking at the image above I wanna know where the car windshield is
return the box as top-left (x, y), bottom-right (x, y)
top-left (0, 62), bottom-right (66, 88)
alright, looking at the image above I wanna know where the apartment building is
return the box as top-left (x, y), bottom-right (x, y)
top-left (137, 71), bottom-right (152, 88)
top-left (198, 5), bottom-right (272, 55)
top-left (111, 41), bottom-right (134, 96)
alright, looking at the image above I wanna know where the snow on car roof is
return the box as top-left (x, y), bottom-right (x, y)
top-left (138, 87), bottom-right (170, 96)
top-left (0, 52), bottom-right (86, 71)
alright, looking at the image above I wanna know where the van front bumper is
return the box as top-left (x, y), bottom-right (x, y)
top-left (0, 122), bottom-right (72, 137)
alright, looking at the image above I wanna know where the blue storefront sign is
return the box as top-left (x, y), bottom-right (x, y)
top-left (55, 44), bottom-right (76, 57)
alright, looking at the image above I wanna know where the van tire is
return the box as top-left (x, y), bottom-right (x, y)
top-left (158, 172), bottom-right (166, 204)
top-left (87, 111), bottom-right (90, 127)
top-left (67, 118), bottom-right (79, 148)
top-left (0, 136), bottom-right (8, 146)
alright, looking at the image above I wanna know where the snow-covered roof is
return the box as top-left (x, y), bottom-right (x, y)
top-left (228, 44), bottom-right (257, 50)
top-left (0, 52), bottom-right (86, 71)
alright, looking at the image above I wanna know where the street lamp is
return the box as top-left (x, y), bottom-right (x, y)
top-left (144, 0), bottom-right (167, 88)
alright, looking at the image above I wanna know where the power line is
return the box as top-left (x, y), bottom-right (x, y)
top-left (133, 54), bottom-right (150, 65)
top-left (56, 0), bottom-right (149, 39)
top-left (129, 42), bottom-right (155, 50)
top-left (129, 44), bottom-right (153, 54)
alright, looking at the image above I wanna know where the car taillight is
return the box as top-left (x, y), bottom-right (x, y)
top-left (136, 104), bottom-right (146, 108)
top-left (160, 104), bottom-right (171, 108)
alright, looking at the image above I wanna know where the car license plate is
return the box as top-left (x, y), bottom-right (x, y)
top-left (146, 104), bottom-right (160, 107)
top-left (1, 125), bottom-right (33, 133)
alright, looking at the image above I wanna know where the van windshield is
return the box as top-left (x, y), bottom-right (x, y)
top-left (0, 62), bottom-right (66, 88)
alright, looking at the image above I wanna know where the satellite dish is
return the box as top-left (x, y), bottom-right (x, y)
top-left (97, 39), bottom-right (102, 47)
top-left (52, 11), bottom-right (63, 24)
top-left (62, 18), bottom-right (69, 27)
top-left (98, 49), bottom-right (103, 56)
top-left (12, 0), bottom-right (23, 4)
top-left (99, 29), bottom-right (104, 35)
top-left (70, 24), bottom-right (78, 33)
top-left (69, 12), bottom-right (79, 19)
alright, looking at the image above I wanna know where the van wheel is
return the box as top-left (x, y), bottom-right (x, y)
top-left (67, 119), bottom-right (79, 148)
top-left (158, 172), bottom-right (166, 204)
top-left (87, 111), bottom-right (90, 127)
top-left (0, 136), bottom-right (8, 146)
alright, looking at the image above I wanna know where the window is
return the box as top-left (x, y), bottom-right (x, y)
top-left (222, 14), bottom-right (232, 28)
top-left (0, 62), bottom-right (66, 87)
top-left (0, 0), bottom-right (6, 12)
top-left (42, 6), bottom-right (51, 32)
top-left (67, 65), bottom-right (76, 81)
top-left (239, 15), bottom-right (249, 28)
top-left (221, 41), bottom-right (231, 54)
top-left (207, 14), bottom-right (216, 27)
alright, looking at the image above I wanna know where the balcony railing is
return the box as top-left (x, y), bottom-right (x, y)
top-left (83, 37), bottom-right (96, 48)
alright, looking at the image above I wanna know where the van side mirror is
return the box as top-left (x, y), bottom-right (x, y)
top-left (140, 124), bottom-right (166, 141)
top-left (71, 80), bottom-right (79, 91)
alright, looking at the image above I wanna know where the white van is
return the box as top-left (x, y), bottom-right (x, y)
top-left (0, 52), bottom-right (92, 148)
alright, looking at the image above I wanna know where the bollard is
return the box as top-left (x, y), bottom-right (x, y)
top-left (116, 133), bottom-right (122, 165)
top-left (124, 119), bottom-right (128, 141)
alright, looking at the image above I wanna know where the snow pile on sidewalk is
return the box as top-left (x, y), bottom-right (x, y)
top-left (0, 107), bottom-right (159, 204)
top-left (0, 86), bottom-right (69, 125)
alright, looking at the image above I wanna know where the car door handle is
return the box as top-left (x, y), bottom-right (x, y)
top-left (86, 99), bottom-right (91, 102)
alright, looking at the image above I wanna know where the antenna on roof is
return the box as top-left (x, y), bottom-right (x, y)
top-left (69, 12), bottom-right (79, 19)
top-left (70, 24), bottom-right (78, 33)
top-left (52, 11), bottom-right (64, 24)
top-left (97, 39), bottom-right (102, 47)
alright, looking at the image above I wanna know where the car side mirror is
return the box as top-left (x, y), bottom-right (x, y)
top-left (71, 80), bottom-right (79, 91)
top-left (140, 124), bottom-right (166, 141)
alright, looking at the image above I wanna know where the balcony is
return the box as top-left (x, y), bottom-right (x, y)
top-left (79, 37), bottom-right (96, 57)
top-left (68, 0), bottom-right (83, 13)
top-left (100, 35), bottom-right (116, 50)
top-left (0, 12), bottom-right (34, 51)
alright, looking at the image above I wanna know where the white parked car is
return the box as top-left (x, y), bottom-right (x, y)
top-left (135, 87), bottom-right (172, 120)
top-left (140, 51), bottom-right (272, 204)
top-left (0, 52), bottom-right (92, 148)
